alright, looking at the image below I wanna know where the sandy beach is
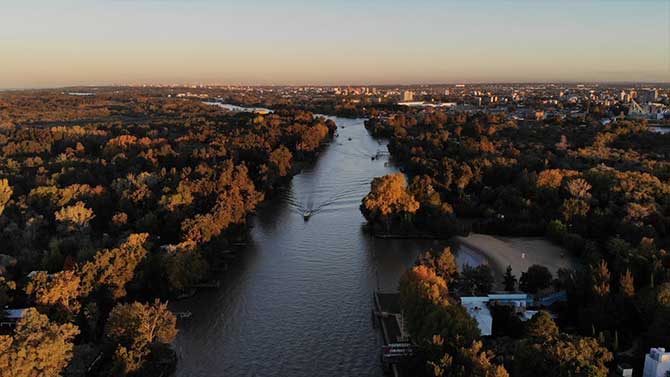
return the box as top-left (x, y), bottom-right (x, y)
top-left (456, 233), bottom-right (579, 280)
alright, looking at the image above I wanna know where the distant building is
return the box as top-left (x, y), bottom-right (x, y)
top-left (628, 100), bottom-right (668, 120)
top-left (402, 90), bottom-right (414, 101)
top-left (643, 348), bottom-right (670, 377)
top-left (620, 90), bottom-right (628, 102)
top-left (397, 101), bottom-right (425, 107)
top-left (398, 101), bottom-right (456, 108)
top-left (637, 89), bottom-right (658, 104)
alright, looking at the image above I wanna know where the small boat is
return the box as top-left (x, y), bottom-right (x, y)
top-left (303, 210), bottom-right (312, 221)
top-left (348, 137), bottom-right (352, 141)
top-left (174, 311), bottom-right (193, 319)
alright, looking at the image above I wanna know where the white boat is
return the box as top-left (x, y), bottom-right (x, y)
top-left (303, 210), bottom-right (312, 221)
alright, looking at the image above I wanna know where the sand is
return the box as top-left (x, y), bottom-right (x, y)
top-left (456, 233), bottom-right (579, 279)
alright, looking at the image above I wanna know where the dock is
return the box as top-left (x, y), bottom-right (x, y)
top-left (373, 292), bottom-right (416, 377)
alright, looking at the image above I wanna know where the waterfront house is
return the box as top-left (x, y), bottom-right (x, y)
top-left (1, 308), bottom-right (27, 328)
top-left (643, 348), bottom-right (670, 377)
top-left (460, 294), bottom-right (533, 336)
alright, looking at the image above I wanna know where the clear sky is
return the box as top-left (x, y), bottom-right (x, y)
top-left (1, 0), bottom-right (668, 88)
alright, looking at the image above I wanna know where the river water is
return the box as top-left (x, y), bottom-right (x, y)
top-left (172, 115), bottom-right (483, 377)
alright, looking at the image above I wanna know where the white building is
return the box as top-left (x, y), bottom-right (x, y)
top-left (643, 348), bottom-right (670, 377)
top-left (460, 294), bottom-right (532, 336)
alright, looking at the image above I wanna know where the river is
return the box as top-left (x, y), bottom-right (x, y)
top-left (172, 115), bottom-right (483, 377)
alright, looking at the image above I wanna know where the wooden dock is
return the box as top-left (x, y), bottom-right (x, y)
top-left (373, 292), bottom-right (415, 377)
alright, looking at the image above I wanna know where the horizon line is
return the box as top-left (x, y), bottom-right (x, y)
top-left (3, 80), bottom-right (670, 91)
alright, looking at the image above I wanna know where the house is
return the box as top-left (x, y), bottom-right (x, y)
top-left (460, 294), bottom-right (533, 336)
top-left (1, 308), bottom-right (28, 327)
top-left (643, 348), bottom-right (670, 377)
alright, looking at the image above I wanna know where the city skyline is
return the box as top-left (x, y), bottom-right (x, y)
top-left (1, 0), bottom-right (669, 89)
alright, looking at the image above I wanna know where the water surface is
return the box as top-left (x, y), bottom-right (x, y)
top-left (172, 116), bottom-right (482, 377)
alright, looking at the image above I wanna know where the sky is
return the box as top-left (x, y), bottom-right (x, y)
top-left (1, 0), bottom-right (669, 88)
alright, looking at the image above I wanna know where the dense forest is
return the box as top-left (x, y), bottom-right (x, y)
top-left (0, 90), bottom-right (335, 376)
top-left (361, 109), bottom-right (670, 375)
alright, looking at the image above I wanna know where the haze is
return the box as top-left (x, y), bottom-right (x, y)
top-left (1, 0), bottom-right (668, 88)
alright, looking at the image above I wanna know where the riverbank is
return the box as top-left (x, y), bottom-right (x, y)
top-left (173, 115), bottom-right (467, 376)
top-left (456, 233), bottom-right (578, 279)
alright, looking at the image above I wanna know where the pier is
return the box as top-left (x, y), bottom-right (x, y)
top-left (373, 292), bottom-right (417, 377)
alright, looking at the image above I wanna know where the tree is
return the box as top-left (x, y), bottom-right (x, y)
top-left (546, 220), bottom-right (567, 243)
top-left (503, 265), bottom-right (517, 291)
top-left (399, 264), bottom-right (450, 339)
top-left (106, 300), bottom-right (177, 347)
top-left (269, 146), bottom-right (293, 177)
top-left (400, 264), bottom-right (449, 309)
top-left (162, 246), bottom-right (209, 292)
top-left (561, 198), bottom-right (590, 221)
top-left (0, 178), bottom-right (12, 216)
top-left (459, 265), bottom-right (494, 296)
top-left (0, 277), bottom-right (16, 307)
top-left (619, 269), bottom-right (635, 298)
top-left (55, 201), bottom-right (94, 232)
top-left (79, 233), bottom-right (149, 299)
top-left (181, 164), bottom-right (263, 245)
top-left (410, 175), bottom-right (442, 208)
top-left (362, 173), bottom-right (419, 221)
top-left (536, 169), bottom-right (578, 190)
top-left (436, 248), bottom-right (459, 282)
top-left (0, 308), bottom-right (79, 377)
top-left (105, 300), bottom-right (177, 375)
top-left (566, 178), bottom-right (592, 199)
top-left (592, 260), bottom-right (610, 297)
top-left (519, 265), bottom-right (553, 294)
top-left (25, 270), bottom-right (81, 314)
top-left (419, 304), bottom-right (481, 355)
top-left (418, 247), bottom-right (459, 283)
top-left (429, 338), bottom-right (509, 377)
top-left (525, 311), bottom-right (558, 340)
top-left (514, 333), bottom-right (612, 377)
top-left (657, 283), bottom-right (670, 308)
top-left (458, 341), bottom-right (509, 377)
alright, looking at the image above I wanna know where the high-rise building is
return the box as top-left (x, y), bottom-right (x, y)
top-left (402, 90), bottom-right (414, 101)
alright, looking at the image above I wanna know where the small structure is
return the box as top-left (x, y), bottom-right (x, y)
top-left (373, 292), bottom-right (416, 377)
top-left (460, 294), bottom-right (533, 336)
top-left (615, 363), bottom-right (633, 377)
top-left (643, 348), bottom-right (670, 377)
top-left (1, 308), bottom-right (27, 327)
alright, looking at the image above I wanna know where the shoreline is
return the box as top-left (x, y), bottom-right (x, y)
top-left (456, 233), bottom-right (579, 283)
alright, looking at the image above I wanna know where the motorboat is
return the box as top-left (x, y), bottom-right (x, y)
top-left (303, 210), bottom-right (312, 221)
